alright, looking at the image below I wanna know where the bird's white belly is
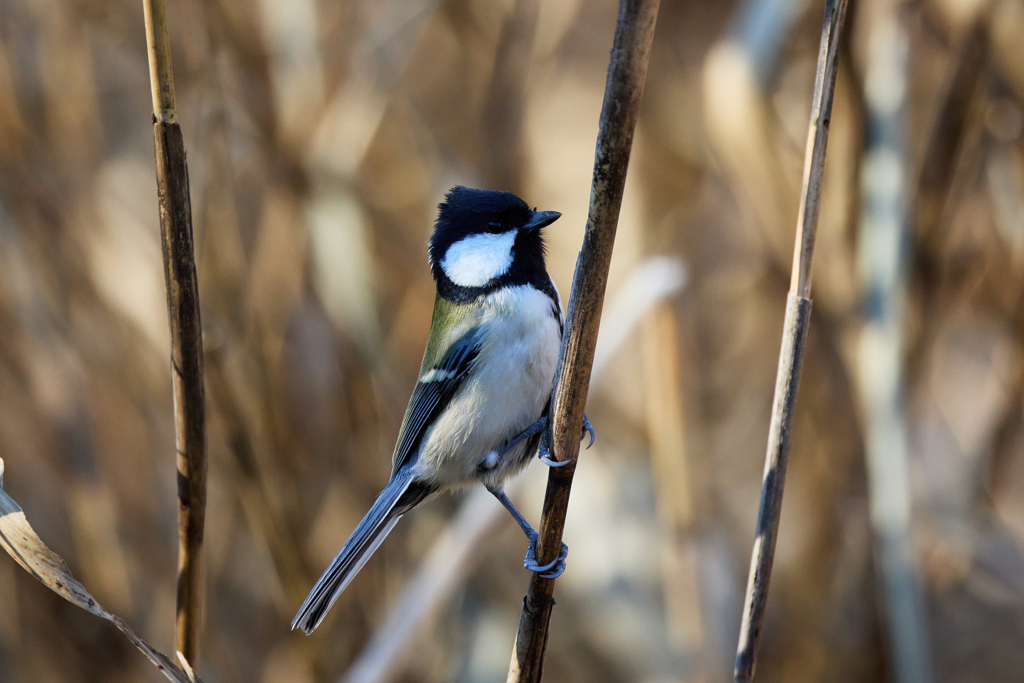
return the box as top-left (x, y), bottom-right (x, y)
top-left (415, 286), bottom-right (561, 488)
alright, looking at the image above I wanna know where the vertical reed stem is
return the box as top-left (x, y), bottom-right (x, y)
top-left (733, 1), bottom-right (849, 680)
top-left (142, 0), bottom-right (207, 666)
top-left (506, 1), bottom-right (659, 680)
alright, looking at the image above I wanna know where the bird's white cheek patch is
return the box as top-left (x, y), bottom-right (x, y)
top-left (441, 231), bottom-right (516, 287)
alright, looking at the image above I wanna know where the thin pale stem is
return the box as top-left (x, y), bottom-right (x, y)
top-left (734, 0), bottom-right (849, 680)
top-left (505, 0), bottom-right (660, 681)
top-left (142, 0), bottom-right (176, 122)
top-left (788, 0), bottom-right (849, 298)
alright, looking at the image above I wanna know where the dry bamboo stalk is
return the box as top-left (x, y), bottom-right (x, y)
top-left (142, 0), bottom-right (207, 666)
top-left (506, 1), bottom-right (660, 680)
top-left (733, 0), bottom-right (849, 680)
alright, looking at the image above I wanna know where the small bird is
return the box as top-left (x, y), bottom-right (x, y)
top-left (292, 186), bottom-right (593, 634)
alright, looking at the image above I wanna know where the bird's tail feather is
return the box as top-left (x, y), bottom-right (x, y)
top-left (292, 469), bottom-right (413, 634)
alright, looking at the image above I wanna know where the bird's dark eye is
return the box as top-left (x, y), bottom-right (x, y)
top-left (487, 220), bottom-right (503, 233)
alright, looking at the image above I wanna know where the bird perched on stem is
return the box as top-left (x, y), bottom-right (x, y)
top-left (292, 186), bottom-right (593, 634)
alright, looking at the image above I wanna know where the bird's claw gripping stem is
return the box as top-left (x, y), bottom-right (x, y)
top-left (582, 415), bottom-right (595, 449)
top-left (524, 530), bottom-right (568, 579)
top-left (538, 413), bottom-right (596, 467)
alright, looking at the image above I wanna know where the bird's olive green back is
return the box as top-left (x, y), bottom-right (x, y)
top-left (419, 294), bottom-right (474, 371)
top-left (390, 294), bottom-right (477, 468)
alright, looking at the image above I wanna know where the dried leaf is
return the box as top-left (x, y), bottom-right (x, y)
top-left (0, 459), bottom-right (203, 683)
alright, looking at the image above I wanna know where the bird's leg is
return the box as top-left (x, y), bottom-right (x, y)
top-left (494, 417), bottom-right (547, 458)
top-left (486, 484), bottom-right (534, 536)
top-left (486, 485), bottom-right (568, 578)
top-left (538, 413), bottom-right (596, 468)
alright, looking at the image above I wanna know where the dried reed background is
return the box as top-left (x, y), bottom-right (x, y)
top-left (1, 0), bottom-right (1023, 681)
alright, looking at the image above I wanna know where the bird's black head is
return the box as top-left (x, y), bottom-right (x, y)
top-left (428, 186), bottom-right (561, 303)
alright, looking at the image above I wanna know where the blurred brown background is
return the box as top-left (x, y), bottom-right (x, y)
top-left (1, 0), bottom-right (1024, 681)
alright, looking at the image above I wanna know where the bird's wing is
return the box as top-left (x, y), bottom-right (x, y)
top-left (391, 326), bottom-right (483, 476)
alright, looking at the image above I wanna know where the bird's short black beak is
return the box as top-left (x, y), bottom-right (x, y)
top-left (522, 210), bottom-right (561, 231)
